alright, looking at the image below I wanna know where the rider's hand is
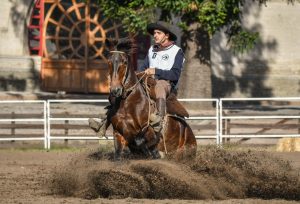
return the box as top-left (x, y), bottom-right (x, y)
top-left (145, 68), bottom-right (155, 75)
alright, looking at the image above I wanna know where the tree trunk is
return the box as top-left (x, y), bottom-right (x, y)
top-left (178, 22), bottom-right (212, 109)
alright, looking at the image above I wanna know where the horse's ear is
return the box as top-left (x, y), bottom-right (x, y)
top-left (105, 38), bottom-right (118, 51)
top-left (117, 37), bottom-right (137, 54)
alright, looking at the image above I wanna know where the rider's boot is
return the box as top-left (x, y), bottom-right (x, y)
top-left (136, 99), bottom-right (166, 148)
top-left (88, 117), bottom-right (107, 137)
top-left (151, 98), bottom-right (166, 133)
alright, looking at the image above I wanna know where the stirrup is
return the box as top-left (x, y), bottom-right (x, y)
top-left (150, 115), bottom-right (164, 133)
top-left (153, 123), bottom-right (162, 133)
top-left (149, 113), bottom-right (161, 126)
top-left (97, 124), bottom-right (107, 138)
top-left (150, 113), bottom-right (163, 133)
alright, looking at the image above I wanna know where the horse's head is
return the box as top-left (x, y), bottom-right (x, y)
top-left (105, 38), bottom-right (137, 97)
top-left (107, 50), bottom-right (128, 97)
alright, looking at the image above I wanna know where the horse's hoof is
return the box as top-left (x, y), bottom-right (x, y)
top-left (114, 155), bottom-right (121, 161)
top-left (151, 149), bottom-right (161, 159)
top-left (135, 137), bottom-right (145, 146)
top-left (159, 151), bottom-right (165, 159)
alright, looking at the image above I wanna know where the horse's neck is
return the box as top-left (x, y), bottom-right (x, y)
top-left (115, 67), bottom-right (152, 130)
top-left (123, 68), bottom-right (148, 106)
top-left (125, 65), bottom-right (138, 87)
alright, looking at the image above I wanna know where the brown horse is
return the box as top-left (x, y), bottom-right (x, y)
top-left (105, 38), bottom-right (197, 160)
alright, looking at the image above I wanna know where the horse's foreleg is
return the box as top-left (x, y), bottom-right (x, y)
top-left (113, 131), bottom-right (127, 160)
top-left (144, 129), bottom-right (161, 159)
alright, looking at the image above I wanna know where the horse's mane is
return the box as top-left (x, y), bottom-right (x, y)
top-left (105, 37), bottom-right (137, 54)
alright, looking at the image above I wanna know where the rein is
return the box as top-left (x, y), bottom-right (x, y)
top-left (125, 72), bottom-right (152, 128)
top-left (109, 50), bottom-right (143, 98)
top-left (109, 51), bottom-right (164, 153)
top-left (110, 50), bottom-right (152, 132)
top-left (122, 72), bottom-right (146, 98)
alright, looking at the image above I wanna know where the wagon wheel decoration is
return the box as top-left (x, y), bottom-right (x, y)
top-left (43, 0), bottom-right (127, 60)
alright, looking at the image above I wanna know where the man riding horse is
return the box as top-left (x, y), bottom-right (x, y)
top-left (89, 21), bottom-right (185, 141)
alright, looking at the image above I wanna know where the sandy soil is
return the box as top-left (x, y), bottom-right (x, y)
top-left (0, 147), bottom-right (299, 204)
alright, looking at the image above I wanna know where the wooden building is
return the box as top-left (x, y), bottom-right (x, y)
top-left (0, 0), bottom-right (149, 94)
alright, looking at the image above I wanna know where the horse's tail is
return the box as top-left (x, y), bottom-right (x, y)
top-left (166, 114), bottom-right (187, 125)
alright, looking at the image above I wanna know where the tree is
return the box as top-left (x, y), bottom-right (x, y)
top-left (96, 0), bottom-right (267, 101)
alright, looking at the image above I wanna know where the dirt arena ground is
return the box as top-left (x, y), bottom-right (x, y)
top-left (0, 143), bottom-right (300, 204)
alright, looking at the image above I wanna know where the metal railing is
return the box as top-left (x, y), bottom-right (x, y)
top-left (47, 98), bottom-right (219, 149)
top-left (47, 99), bottom-right (111, 149)
top-left (178, 98), bottom-right (219, 144)
top-left (219, 97), bottom-right (300, 145)
top-left (0, 97), bottom-right (299, 149)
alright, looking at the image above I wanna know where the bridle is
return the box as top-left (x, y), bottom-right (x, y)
top-left (109, 50), bottom-right (168, 154)
top-left (109, 50), bottom-right (152, 129)
top-left (109, 50), bottom-right (129, 87)
top-left (109, 50), bottom-right (146, 98)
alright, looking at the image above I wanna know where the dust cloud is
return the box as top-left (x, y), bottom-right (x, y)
top-left (48, 146), bottom-right (300, 201)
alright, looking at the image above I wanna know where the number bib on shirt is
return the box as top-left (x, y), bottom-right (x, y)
top-left (148, 44), bottom-right (181, 71)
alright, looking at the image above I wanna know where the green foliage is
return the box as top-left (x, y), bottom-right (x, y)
top-left (229, 31), bottom-right (259, 54)
top-left (197, 0), bottom-right (228, 37)
top-left (96, 0), bottom-right (265, 54)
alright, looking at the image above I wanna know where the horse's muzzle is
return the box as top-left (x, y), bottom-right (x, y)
top-left (110, 87), bottom-right (123, 97)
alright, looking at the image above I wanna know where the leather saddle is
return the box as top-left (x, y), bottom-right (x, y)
top-left (137, 72), bottom-right (189, 118)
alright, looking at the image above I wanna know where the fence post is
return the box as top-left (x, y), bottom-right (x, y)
top-left (11, 111), bottom-right (15, 143)
top-left (225, 119), bottom-right (231, 143)
top-left (298, 118), bottom-right (300, 134)
top-left (64, 113), bottom-right (69, 146)
top-left (11, 111), bottom-right (15, 136)
top-left (222, 119), bottom-right (230, 144)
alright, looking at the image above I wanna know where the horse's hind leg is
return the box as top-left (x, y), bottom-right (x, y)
top-left (180, 125), bottom-right (197, 158)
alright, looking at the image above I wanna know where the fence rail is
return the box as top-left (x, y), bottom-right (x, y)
top-left (219, 97), bottom-right (300, 145)
top-left (0, 100), bottom-right (47, 148)
top-left (47, 99), bottom-right (110, 149)
top-left (0, 97), bottom-right (299, 149)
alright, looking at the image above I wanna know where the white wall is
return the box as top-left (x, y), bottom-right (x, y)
top-left (211, 1), bottom-right (300, 97)
top-left (0, 0), bottom-right (32, 56)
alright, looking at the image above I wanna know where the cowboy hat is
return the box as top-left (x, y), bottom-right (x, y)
top-left (147, 21), bottom-right (177, 41)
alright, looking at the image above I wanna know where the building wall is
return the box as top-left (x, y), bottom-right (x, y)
top-left (211, 1), bottom-right (300, 98)
top-left (0, 0), bottom-right (33, 56)
top-left (0, 1), bottom-right (299, 96)
top-left (0, 0), bottom-right (40, 92)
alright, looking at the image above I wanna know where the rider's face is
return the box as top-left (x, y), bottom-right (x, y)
top-left (153, 29), bottom-right (169, 45)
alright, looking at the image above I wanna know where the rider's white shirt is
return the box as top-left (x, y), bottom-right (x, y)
top-left (148, 44), bottom-right (180, 71)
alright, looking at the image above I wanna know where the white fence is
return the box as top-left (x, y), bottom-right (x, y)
top-left (47, 98), bottom-right (219, 149)
top-left (219, 97), bottom-right (300, 145)
top-left (178, 98), bottom-right (219, 144)
top-left (0, 97), bottom-right (300, 149)
top-left (0, 100), bottom-right (47, 148)
top-left (47, 99), bottom-right (112, 149)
